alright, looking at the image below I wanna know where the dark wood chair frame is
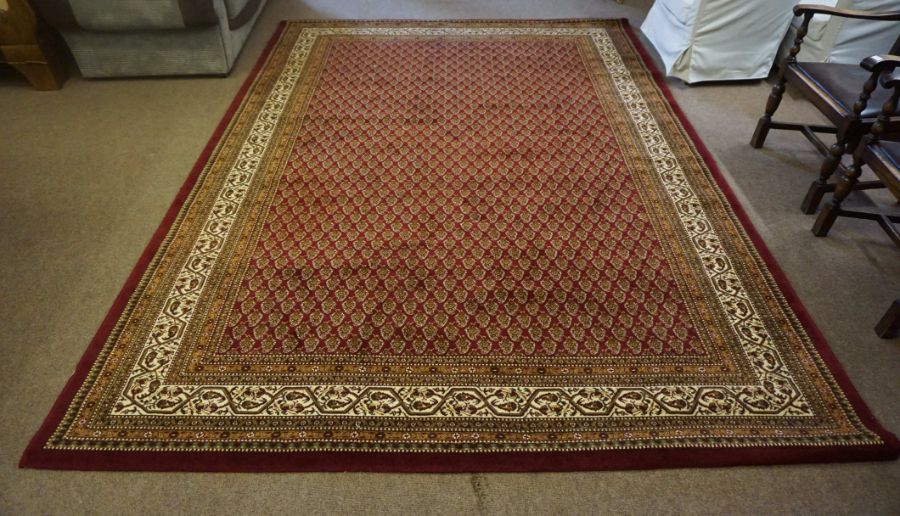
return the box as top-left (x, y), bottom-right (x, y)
top-left (876, 298), bottom-right (900, 338)
top-left (811, 66), bottom-right (900, 248)
top-left (750, 4), bottom-right (900, 214)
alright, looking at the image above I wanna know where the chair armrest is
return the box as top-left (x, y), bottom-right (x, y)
top-left (880, 69), bottom-right (900, 89)
top-left (862, 55), bottom-right (900, 74)
top-left (841, 55), bottom-right (900, 121)
top-left (793, 4), bottom-right (900, 22)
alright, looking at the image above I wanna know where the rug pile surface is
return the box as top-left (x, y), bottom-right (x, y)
top-left (22, 20), bottom-right (898, 471)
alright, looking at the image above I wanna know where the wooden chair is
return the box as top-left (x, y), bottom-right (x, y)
top-left (812, 65), bottom-right (900, 247)
top-left (750, 4), bottom-right (900, 214)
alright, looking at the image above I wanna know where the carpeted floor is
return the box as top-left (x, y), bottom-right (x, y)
top-left (1, 0), bottom-right (898, 514)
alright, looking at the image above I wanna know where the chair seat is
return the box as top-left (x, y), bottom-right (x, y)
top-left (790, 62), bottom-right (900, 119)
top-left (878, 141), bottom-right (900, 168)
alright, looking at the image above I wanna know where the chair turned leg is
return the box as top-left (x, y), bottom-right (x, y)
top-left (801, 140), bottom-right (845, 214)
top-left (811, 202), bottom-right (840, 236)
top-left (812, 151), bottom-right (862, 236)
top-left (750, 77), bottom-right (787, 148)
top-left (875, 299), bottom-right (900, 339)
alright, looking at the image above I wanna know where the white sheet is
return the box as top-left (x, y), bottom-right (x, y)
top-left (642, 0), bottom-right (798, 83)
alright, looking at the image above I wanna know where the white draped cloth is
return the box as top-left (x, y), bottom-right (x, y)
top-left (641, 0), bottom-right (797, 83)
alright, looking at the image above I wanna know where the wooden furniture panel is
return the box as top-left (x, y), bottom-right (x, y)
top-left (0, 0), bottom-right (67, 90)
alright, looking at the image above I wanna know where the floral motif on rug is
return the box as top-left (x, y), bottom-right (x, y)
top-left (21, 20), bottom-right (898, 471)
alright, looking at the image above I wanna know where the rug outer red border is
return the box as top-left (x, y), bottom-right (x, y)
top-left (19, 19), bottom-right (900, 472)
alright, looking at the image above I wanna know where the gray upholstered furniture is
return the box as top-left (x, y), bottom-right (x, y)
top-left (31, 0), bottom-right (267, 77)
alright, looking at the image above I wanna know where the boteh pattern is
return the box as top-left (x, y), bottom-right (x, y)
top-left (32, 21), bottom-right (894, 458)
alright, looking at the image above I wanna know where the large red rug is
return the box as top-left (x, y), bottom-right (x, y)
top-left (21, 20), bottom-right (898, 471)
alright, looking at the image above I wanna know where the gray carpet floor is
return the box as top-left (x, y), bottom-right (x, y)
top-left (1, 1), bottom-right (898, 514)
